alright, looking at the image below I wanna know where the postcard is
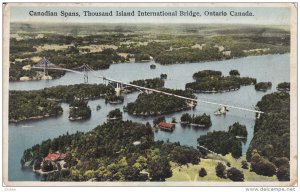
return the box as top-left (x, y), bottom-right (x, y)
top-left (2, 2), bottom-right (297, 187)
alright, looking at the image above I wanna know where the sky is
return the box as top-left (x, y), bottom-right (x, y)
top-left (9, 5), bottom-right (291, 25)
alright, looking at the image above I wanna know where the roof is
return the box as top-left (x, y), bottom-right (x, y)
top-left (158, 122), bottom-right (175, 129)
top-left (44, 153), bottom-right (66, 161)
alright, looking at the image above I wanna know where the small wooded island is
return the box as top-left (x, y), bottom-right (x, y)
top-left (124, 88), bottom-right (196, 116)
top-left (277, 82), bottom-right (290, 92)
top-left (180, 113), bottom-right (212, 128)
top-left (107, 108), bottom-right (123, 123)
top-left (68, 100), bottom-right (91, 121)
top-left (255, 82), bottom-right (272, 91)
top-left (185, 70), bottom-right (256, 93)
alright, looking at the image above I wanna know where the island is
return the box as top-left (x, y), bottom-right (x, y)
top-left (185, 70), bottom-right (256, 93)
top-left (105, 95), bottom-right (124, 104)
top-left (124, 88), bottom-right (196, 116)
top-left (255, 82), bottom-right (272, 91)
top-left (21, 120), bottom-right (201, 181)
top-left (180, 113), bottom-right (212, 128)
top-left (277, 82), bottom-right (290, 92)
top-left (68, 100), bottom-right (91, 121)
top-left (160, 74), bottom-right (167, 79)
top-left (107, 108), bottom-right (123, 123)
top-left (9, 90), bottom-right (63, 123)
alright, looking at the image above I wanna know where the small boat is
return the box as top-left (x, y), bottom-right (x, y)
top-left (214, 106), bottom-right (229, 115)
top-left (96, 105), bottom-right (101, 111)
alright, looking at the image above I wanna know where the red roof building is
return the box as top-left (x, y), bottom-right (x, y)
top-left (44, 153), bottom-right (66, 161)
top-left (158, 122), bottom-right (175, 131)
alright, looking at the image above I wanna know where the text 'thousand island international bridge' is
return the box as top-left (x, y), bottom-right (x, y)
top-left (32, 58), bottom-right (264, 117)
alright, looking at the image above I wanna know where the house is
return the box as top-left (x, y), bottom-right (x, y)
top-left (43, 153), bottom-right (66, 162)
top-left (158, 122), bottom-right (175, 132)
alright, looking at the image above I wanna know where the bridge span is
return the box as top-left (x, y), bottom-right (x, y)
top-left (31, 61), bottom-right (264, 115)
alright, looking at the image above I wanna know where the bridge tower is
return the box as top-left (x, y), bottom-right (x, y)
top-left (43, 57), bottom-right (48, 76)
top-left (83, 64), bottom-right (88, 84)
top-left (115, 83), bottom-right (122, 96)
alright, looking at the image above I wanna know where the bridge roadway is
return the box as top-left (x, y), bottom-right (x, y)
top-left (31, 66), bottom-right (264, 114)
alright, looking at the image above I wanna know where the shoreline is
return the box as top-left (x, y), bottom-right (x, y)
top-left (9, 112), bottom-right (63, 123)
top-left (9, 53), bottom-right (289, 83)
top-left (126, 105), bottom-right (194, 117)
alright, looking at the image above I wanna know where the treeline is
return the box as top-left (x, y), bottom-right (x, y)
top-left (44, 48), bottom-right (125, 70)
top-left (154, 46), bottom-right (223, 64)
top-left (124, 88), bottom-right (196, 116)
top-left (247, 92), bottom-right (290, 181)
top-left (186, 70), bottom-right (256, 93)
top-left (21, 120), bottom-right (201, 181)
top-left (197, 122), bottom-right (248, 159)
top-left (9, 84), bottom-right (113, 122)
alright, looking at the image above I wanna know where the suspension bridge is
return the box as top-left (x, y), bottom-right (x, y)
top-left (31, 58), bottom-right (264, 115)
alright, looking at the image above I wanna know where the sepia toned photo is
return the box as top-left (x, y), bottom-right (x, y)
top-left (2, 2), bottom-right (297, 187)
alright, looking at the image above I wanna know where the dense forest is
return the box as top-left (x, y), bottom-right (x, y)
top-left (9, 84), bottom-right (113, 122)
top-left (21, 120), bottom-right (201, 181)
top-left (124, 88), bottom-right (196, 116)
top-left (9, 90), bottom-right (63, 122)
top-left (247, 92), bottom-right (290, 181)
top-left (197, 123), bottom-right (248, 159)
top-left (186, 70), bottom-right (256, 93)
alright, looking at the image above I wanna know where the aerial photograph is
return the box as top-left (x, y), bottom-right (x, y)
top-left (3, 3), bottom-right (296, 186)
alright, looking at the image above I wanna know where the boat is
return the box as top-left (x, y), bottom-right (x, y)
top-left (214, 106), bottom-right (229, 115)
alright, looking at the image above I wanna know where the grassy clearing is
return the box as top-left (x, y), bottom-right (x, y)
top-left (30, 56), bottom-right (42, 62)
top-left (167, 154), bottom-right (277, 182)
top-left (80, 44), bottom-right (118, 53)
top-left (35, 44), bottom-right (70, 52)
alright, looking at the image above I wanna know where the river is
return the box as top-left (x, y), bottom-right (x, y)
top-left (8, 53), bottom-right (290, 181)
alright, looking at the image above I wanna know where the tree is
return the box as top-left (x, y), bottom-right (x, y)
top-left (148, 157), bottom-right (172, 181)
top-left (241, 160), bottom-right (249, 169)
top-left (199, 168), bottom-right (207, 177)
top-left (215, 162), bottom-right (226, 178)
top-left (227, 167), bottom-right (244, 181)
top-left (276, 165), bottom-right (290, 181)
top-left (153, 116), bottom-right (165, 125)
top-left (250, 154), bottom-right (276, 176)
top-left (180, 113), bottom-right (192, 123)
top-left (228, 122), bottom-right (248, 138)
top-left (33, 159), bottom-right (42, 170)
top-left (41, 160), bottom-right (54, 172)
